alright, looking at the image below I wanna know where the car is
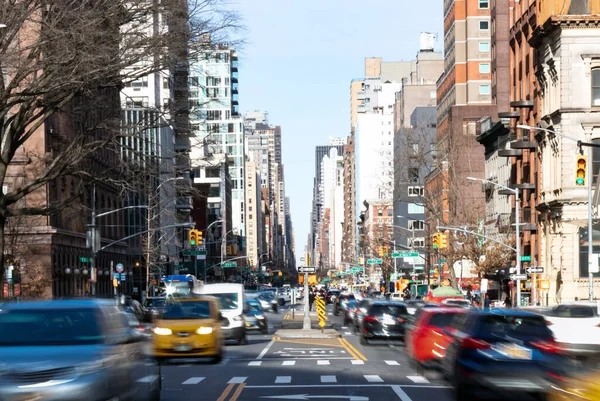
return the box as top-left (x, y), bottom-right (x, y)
top-left (441, 309), bottom-right (569, 400)
top-left (334, 293), bottom-right (357, 315)
top-left (143, 297), bottom-right (167, 322)
top-left (257, 291), bottom-right (279, 312)
top-left (548, 357), bottom-right (600, 401)
top-left (405, 307), bottom-right (467, 371)
top-left (343, 300), bottom-right (359, 325)
top-left (244, 299), bottom-right (269, 334)
top-left (0, 299), bottom-right (159, 401)
top-left (200, 283), bottom-right (247, 345)
top-left (352, 299), bottom-right (373, 333)
top-left (441, 298), bottom-right (472, 309)
top-left (326, 289), bottom-right (341, 304)
top-left (152, 296), bottom-right (225, 363)
top-left (360, 301), bottom-right (409, 345)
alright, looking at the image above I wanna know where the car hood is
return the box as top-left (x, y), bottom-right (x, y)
top-left (0, 344), bottom-right (107, 370)
top-left (244, 311), bottom-right (265, 318)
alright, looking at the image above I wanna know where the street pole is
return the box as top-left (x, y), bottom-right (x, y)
top-left (393, 240), bottom-right (397, 291)
top-left (588, 144), bottom-right (594, 301)
top-left (90, 184), bottom-right (96, 296)
top-left (303, 271), bottom-right (310, 330)
top-left (516, 187), bottom-right (521, 307)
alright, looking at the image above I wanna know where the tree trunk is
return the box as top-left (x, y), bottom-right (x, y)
top-left (0, 216), bottom-right (6, 299)
top-left (447, 256), bottom-right (459, 291)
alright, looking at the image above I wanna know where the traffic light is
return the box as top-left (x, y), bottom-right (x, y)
top-left (188, 229), bottom-right (198, 246)
top-left (432, 233), bottom-right (441, 249)
top-left (383, 246), bottom-right (388, 256)
top-left (439, 231), bottom-right (448, 249)
top-left (378, 246), bottom-right (384, 257)
top-left (576, 154), bottom-right (587, 186)
top-left (197, 230), bottom-right (203, 245)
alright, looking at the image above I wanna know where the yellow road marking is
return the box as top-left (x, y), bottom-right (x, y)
top-left (340, 337), bottom-right (367, 361)
top-left (338, 338), bottom-right (360, 359)
top-left (216, 383), bottom-right (235, 401)
top-left (274, 337), bottom-right (344, 347)
top-left (229, 383), bottom-right (246, 401)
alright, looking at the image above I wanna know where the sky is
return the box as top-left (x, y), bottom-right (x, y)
top-left (234, 0), bottom-right (443, 266)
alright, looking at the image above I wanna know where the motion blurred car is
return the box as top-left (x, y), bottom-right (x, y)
top-left (360, 301), bottom-right (409, 345)
top-left (334, 293), bottom-right (356, 316)
top-left (442, 309), bottom-right (568, 400)
top-left (152, 296), bottom-right (224, 363)
top-left (343, 300), bottom-right (359, 325)
top-left (257, 291), bottom-right (279, 312)
top-left (143, 297), bottom-right (167, 322)
top-left (405, 307), bottom-right (467, 370)
top-left (326, 289), bottom-right (341, 304)
top-left (404, 299), bottom-right (427, 315)
top-left (244, 299), bottom-right (268, 334)
top-left (0, 300), bottom-right (158, 401)
top-left (548, 358), bottom-right (600, 401)
top-left (352, 299), bottom-right (373, 333)
top-left (441, 298), bottom-right (472, 309)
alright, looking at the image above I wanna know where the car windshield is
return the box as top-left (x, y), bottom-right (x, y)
top-left (0, 308), bottom-right (103, 346)
top-left (162, 301), bottom-right (211, 320)
top-left (346, 300), bottom-right (358, 309)
top-left (370, 304), bottom-right (408, 317)
top-left (428, 312), bottom-right (462, 328)
top-left (144, 298), bottom-right (166, 308)
top-left (479, 314), bottom-right (551, 339)
top-left (206, 293), bottom-right (239, 310)
top-left (259, 292), bottom-right (275, 300)
top-left (246, 302), bottom-right (262, 312)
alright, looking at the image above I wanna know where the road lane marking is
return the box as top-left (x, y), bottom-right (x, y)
top-left (243, 384), bottom-right (451, 389)
top-left (229, 383), bottom-right (246, 401)
top-left (136, 375), bottom-right (159, 383)
top-left (317, 360), bottom-right (330, 365)
top-left (341, 326), bottom-right (348, 329)
top-left (407, 376), bottom-right (429, 384)
top-left (282, 360), bottom-right (295, 366)
top-left (274, 338), bottom-right (344, 347)
top-left (216, 383), bottom-right (235, 401)
top-left (344, 332), bottom-right (352, 335)
top-left (228, 377), bottom-right (247, 384)
top-left (351, 360), bottom-right (365, 365)
top-left (339, 338), bottom-right (367, 361)
top-left (392, 385), bottom-right (414, 401)
top-left (320, 375), bottom-right (337, 383)
top-left (178, 364), bottom-right (192, 367)
top-left (275, 376), bottom-right (292, 384)
top-left (248, 361), bottom-right (262, 366)
top-left (385, 360), bottom-right (400, 366)
top-left (364, 375), bottom-right (384, 383)
top-left (181, 377), bottom-right (204, 385)
top-left (256, 339), bottom-right (275, 360)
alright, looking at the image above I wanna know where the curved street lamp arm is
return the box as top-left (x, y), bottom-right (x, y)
top-left (437, 225), bottom-right (516, 252)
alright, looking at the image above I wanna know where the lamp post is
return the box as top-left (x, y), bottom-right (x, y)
top-left (221, 229), bottom-right (235, 282)
top-left (202, 219), bottom-right (223, 283)
top-left (467, 176), bottom-right (521, 306)
top-left (518, 124), bottom-right (596, 301)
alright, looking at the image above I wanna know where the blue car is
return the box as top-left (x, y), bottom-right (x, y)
top-left (441, 309), bottom-right (568, 400)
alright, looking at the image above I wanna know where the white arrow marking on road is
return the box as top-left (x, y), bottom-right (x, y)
top-left (261, 395), bottom-right (368, 400)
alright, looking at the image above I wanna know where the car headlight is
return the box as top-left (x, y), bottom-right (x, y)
top-left (256, 315), bottom-right (265, 320)
top-left (196, 327), bottom-right (213, 335)
top-left (153, 327), bottom-right (172, 335)
top-left (232, 315), bottom-right (243, 322)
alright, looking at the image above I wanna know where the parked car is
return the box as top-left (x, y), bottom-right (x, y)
top-left (360, 301), bottom-right (409, 345)
top-left (244, 299), bottom-right (268, 334)
top-left (441, 309), bottom-right (568, 400)
top-left (405, 307), bottom-right (467, 371)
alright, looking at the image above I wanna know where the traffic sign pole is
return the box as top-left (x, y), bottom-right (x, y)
top-left (303, 269), bottom-right (310, 330)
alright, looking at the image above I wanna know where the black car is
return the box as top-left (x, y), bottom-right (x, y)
top-left (326, 289), bottom-right (341, 304)
top-left (143, 297), bottom-right (167, 322)
top-left (244, 299), bottom-right (268, 334)
top-left (360, 301), bottom-right (409, 344)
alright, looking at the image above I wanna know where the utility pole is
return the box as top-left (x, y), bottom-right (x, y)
top-left (89, 184), bottom-right (96, 296)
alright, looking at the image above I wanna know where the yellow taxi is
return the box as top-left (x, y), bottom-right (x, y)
top-left (152, 296), bottom-right (224, 363)
top-left (548, 361), bottom-right (600, 401)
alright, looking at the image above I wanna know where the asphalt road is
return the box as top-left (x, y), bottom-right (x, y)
top-left (150, 302), bottom-right (455, 401)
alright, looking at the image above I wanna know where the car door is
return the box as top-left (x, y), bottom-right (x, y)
top-left (441, 312), bottom-right (472, 378)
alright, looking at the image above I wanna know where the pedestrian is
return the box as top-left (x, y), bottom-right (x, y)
top-left (484, 294), bottom-right (491, 310)
top-left (504, 297), bottom-right (512, 308)
top-left (309, 290), bottom-right (315, 311)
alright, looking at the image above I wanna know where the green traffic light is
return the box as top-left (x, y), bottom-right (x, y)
top-left (190, 240), bottom-right (196, 245)
top-left (576, 178), bottom-right (585, 185)
top-left (433, 244), bottom-right (438, 249)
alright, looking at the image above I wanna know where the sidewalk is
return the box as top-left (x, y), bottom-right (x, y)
top-left (279, 304), bottom-right (335, 330)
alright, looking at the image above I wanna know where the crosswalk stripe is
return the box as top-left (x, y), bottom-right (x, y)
top-left (320, 375), bottom-right (337, 383)
top-left (407, 375), bottom-right (430, 384)
top-left (275, 376), bottom-right (292, 384)
top-left (137, 375), bottom-right (159, 383)
top-left (228, 377), bottom-right (247, 384)
top-left (351, 360), bottom-right (365, 365)
top-left (364, 375), bottom-right (384, 383)
top-left (248, 361), bottom-right (262, 366)
top-left (344, 332), bottom-right (352, 335)
top-left (282, 361), bottom-right (295, 366)
top-left (341, 326), bottom-right (348, 329)
top-left (317, 360), bottom-right (330, 365)
top-left (182, 377), bottom-right (205, 385)
top-left (385, 360), bottom-right (400, 365)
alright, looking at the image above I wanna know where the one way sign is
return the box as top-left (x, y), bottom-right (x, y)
top-left (510, 274), bottom-right (528, 281)
top-left (526, 267), bottom-right (544, 274)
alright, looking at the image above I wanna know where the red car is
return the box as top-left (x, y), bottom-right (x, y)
top-left (405, 307), bottom-right (467, 370)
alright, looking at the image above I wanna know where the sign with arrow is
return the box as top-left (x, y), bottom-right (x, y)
top-left (298, 266), bottom-right (316, 273)
top-left (261, 395), bottom-right (368, 400)
top-left (526, 267), bottom-right (544, 274)
top-left (510, 274), bottom-right (528, 281)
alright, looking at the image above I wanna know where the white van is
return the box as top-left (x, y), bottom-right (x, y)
top-left (199, 283), bottom-right (246, 344)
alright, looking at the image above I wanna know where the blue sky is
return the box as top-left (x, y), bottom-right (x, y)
top-left (235, 0), bottom-right (443, 265)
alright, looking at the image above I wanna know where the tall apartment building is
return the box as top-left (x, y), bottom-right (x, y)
top-left (189, 47), bottom-right (245, 236)
top-left (245, 162), bottom-right (263, 269)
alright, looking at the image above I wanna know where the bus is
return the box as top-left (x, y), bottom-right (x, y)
top-left (163, 275), bottom-right (201, 297)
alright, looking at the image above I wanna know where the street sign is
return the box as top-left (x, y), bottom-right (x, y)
top-left (79, 257), bottom-right (90, 263)
top-left (298, 266), bottom-right (316, 273)
top-left (222, 262), bottom-right (237, 268)
top-left (367, 259), bottom-right (383, 265)
top-left (182, 250), bottom-right (207, 256)
top-left (440, 258), bottom-right (447, 263)
top-left (392, 252), bottom-right (418, 258)
top-left (510, 274), bottom-right (528, 281)
top-left (520, 256), bottom-right (532, 262)
top-left (526, 267), bottom-right (544, 274)
top-left (115, 263), bottom-right (124, 273)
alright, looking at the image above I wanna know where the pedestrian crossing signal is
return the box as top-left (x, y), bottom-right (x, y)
top-left (576, 155), bottom-right (587, 186)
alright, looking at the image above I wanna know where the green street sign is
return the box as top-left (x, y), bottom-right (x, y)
top-left (183, 250), bottom-right (207, 256)
top-left (222, 262), bottom-right (237, 268)
top-left (440, 258), bottom-right (446, 263)
top-left (367, 259), bottom-right (383, 265)
top-left (79, 257), bottom-right (90, 263)
top-left (520, 256), bottom-right (532, 262)
top-left (392, 252), bottom-right (418, 258)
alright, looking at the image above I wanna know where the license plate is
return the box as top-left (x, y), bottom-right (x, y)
top-left (494, 344), bottom-right (532, 360)
top-left (174, 344), bottom-right (192, 352)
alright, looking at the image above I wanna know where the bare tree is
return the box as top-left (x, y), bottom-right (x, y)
top-left (0, 0), bottom-right (241, 287)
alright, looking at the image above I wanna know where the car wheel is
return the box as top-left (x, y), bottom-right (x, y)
top-left (238, 334), bottom-right (248, 345)
top-left (212, 352), bottom-right (223, 364)
top-left (261, 327), bottom-right (268, 334)
top-left (454, 384), bottom-right (473, 401)
top-left (360, 336), bottom-right (368, 345)
top-left (278, 299), bottom-right (285, 306)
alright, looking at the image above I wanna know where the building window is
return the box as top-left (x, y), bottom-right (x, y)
top-left (479, 84), bottom-right (491, 95)
top-left (592, 68), bottom-right (600, 106)
top-left (479, 20), bottom-right (489, 30)
top-left (408, 220), bottom-right (425, 230)
top-left (479, 42), bottom-right (490, 52)
top-left (408, 203), bottom-right (425, 214)
top-left (408, 186), bottom-right (424, 197)
top-left (430, 90), bottom-right (436, 99)
top-left (387, 209), bottom-right (393, 216)
top-left (378, 209), bottom-right (383, 216)
top-left (479, 63), bottom-right (490, 74)
top-left (479, 0), bottom-right (489, 8)
top-left (411, 237), bottom-right (425, 248)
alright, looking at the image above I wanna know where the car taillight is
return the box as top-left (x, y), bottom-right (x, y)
top-left (397, 318), bottom-right (407, 323)
top-left (531, 340), bottom-right (563, 354)
top-left (461, 337), bottom-right (491, 350)
top-left (545, 320), bottom-right (553, 326)
top-left (364, 316), bottom-right (379, 323)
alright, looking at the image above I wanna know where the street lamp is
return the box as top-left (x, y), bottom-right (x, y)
top-left (518, 124), bottom-right (595, 301)
top-left (467, 176), bottom-right (522, 306)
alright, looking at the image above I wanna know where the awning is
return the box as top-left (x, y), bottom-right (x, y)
top-left (319, 277), bottom-right (331, 285)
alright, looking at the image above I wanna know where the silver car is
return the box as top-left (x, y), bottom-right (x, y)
top-left (0, 299), bottom-right (160, 401)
